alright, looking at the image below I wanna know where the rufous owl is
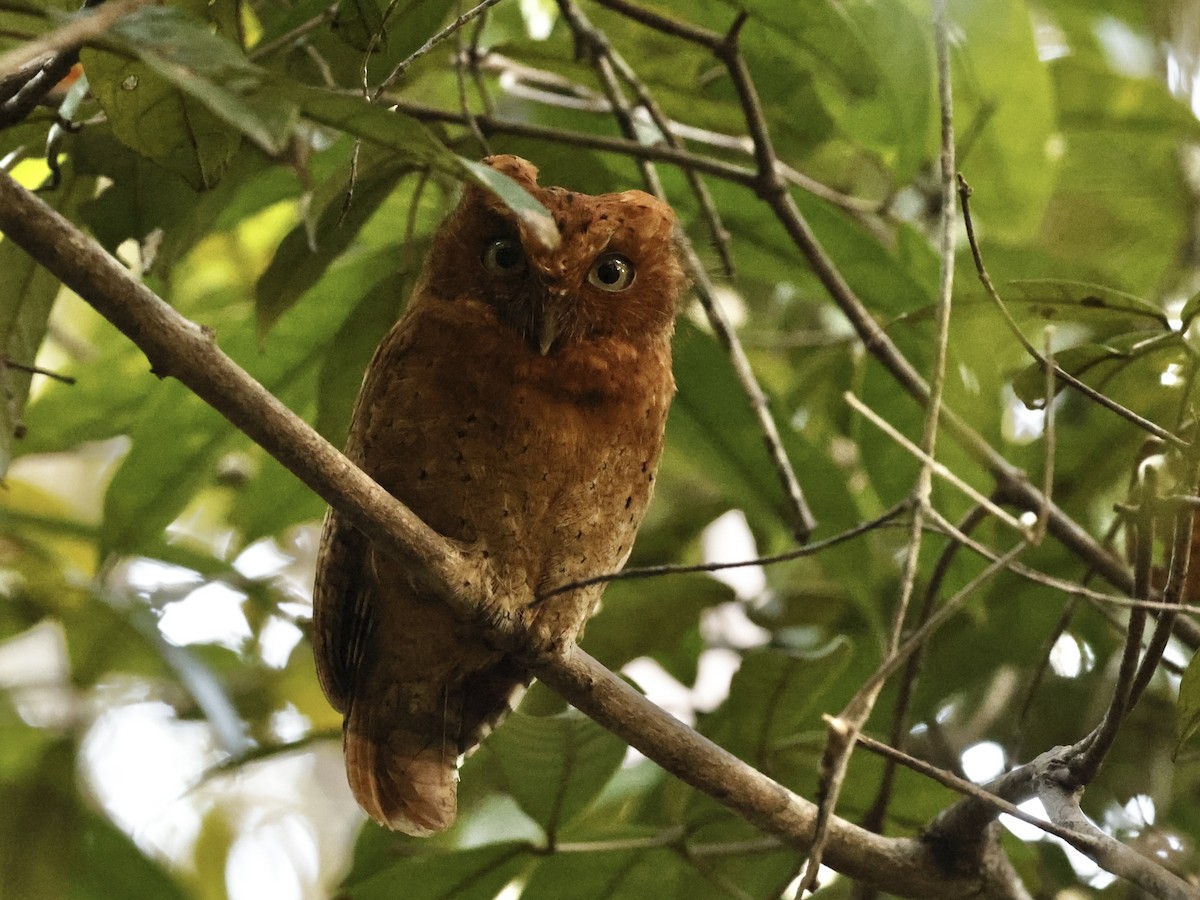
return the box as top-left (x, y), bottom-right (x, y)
top-left (312, 155), bottom-right (683, 835)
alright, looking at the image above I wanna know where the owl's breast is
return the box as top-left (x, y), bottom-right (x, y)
top-left (357, 297), bottom-right (673, 610)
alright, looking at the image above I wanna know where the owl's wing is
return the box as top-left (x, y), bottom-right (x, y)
top-left (311, 316), bottom-right (413, 714)
top-left (312, 507), bottom-right (372, 713)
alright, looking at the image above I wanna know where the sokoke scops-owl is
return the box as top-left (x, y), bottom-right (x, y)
top-left (313, 155), bottom-right (683, 835)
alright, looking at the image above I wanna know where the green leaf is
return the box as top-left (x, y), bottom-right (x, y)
top-left (107, 6), bottom-right (296, 154)
top-left (340, 841), bottom-right (528, 900)
top-left (60, 594), bottom-right (167, 686)
top-left (733, 0), bottom-right (876, 96)
top-left (950, 0), bottom-right (1057, 239)
top-left (520, 845), bottom-right (685, 900)
top-left (71, 806), bottom-right (190, 900)
top-left (0, 169), bottom-right (90, 475)
top-left (18, 301), bottom-right (160, 459)
top-left (1008, 280), bottom-right (1170, 330)
top-left (81, 48), bottom-right (242, 190)
top-left (280, 86), bottom-right (557, 241)
top-left (82, 6), bottom-right (298, 187)
top-left (476, 709), bottom-right (627, 836)
top-left (227, 449), bottom-right (328, 544)
top-left (331, 0), bottom-right (458, 62)
top-left (1040, 58), bottom-right (1200, 293)
top-left (99, 249), bottom-right (399, 558)
top-left (283, 83), bottom-right (442, 158)
top-left (1180, 292), bottom-right (1200, 331)
top-left (1009, 331), bottom-right (1181, 408)
top-left (185, 807), bottom-right (237, 900)
top-left (0, 695), bottom-right (52, 784)
top-left (581, 574), bottom-right (734, 672)
top-left (1176, 650), bottom-right (1200, 758)
top-left (331, 0), bottom-right (388, 52)
top-left (255, 162), bottom-right (410, 337)
top-left (458, 158), bottom-right (559, 251)
top-left (74, 128), bottom-right (200, 251)
top-left (313, 264), bottom-right (416, 443)
top-left (699, 640), bottom-right (852, 771)
top-left (666, 320), bottom-right (860, 544)
top-left (0, 742), bottom-right (187, 900)
top-left (802, 0), bottom-right (935, 180)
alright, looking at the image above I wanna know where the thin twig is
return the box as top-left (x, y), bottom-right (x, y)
top-left (855, 735), bottom-right (1069, 842)
top-left (377, 95), bottom-right (762, 184)
top-left (473, 49), bottom-right (879, 215)
top-left (1034, 327), bottom-right (1056, 542)
top-left (580, 11), bottom-right (1194, 650)
top-left (592, 0), bottom-right (723, 50)
top-left (246, 5), bottom-right (338, 62)
top-left (925, 506), bottom-right (1195, 618)
top-left (836, 542), bottom-right (1026, 746)
top-left (1, 357), bottom-right (75, 384)
top-left (860, 504), bottom-right (992, 837)
top-left (929, 745), bottom-right (1200, 899)
top-left (465, 16), bottom-right (494, 116)
top-left (556, 1), bottom-right (736, 273)
top-left (198, 728), bottom-right (341, 783)
top-left (540, 502), bottom-right (909, 599)
top-left (803, 504), bottom-right (929, 894)
top-left (1073, 465), bottom-right (1156, 782)
top-left (359, 0), bottom-right (404, 96)
top-left (687, 251), bottom-right (818, 540)
top-left (802, 11), bottom-right (960, 885)
top-left (846, 391), bottom-right (1030, 536)
top-left (453, 0), bottom-right (491, 155)
top-left (1035, 762), bottom-right (1200, 900)
top-left (1127, 459), bottom-right (1199, 708)
top-left (371, 0), bottom-right (507, 99)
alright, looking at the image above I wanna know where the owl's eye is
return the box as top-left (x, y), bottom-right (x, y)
top-left (587, 254), bottom-right (636, 292)
top-left (482, 238), bottom-right (526, 277)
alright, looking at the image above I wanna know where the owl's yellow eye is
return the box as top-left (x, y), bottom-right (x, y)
top-left (587, 254), bottom-right (635, 292)
top-left (482, 238), bottom-right (526, 276)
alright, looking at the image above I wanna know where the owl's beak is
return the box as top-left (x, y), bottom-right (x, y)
top-left (537, 312), bottom-right (559, 356)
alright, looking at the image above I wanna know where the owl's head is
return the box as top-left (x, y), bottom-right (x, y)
top-left (423, 155), bottom-right (684, 354)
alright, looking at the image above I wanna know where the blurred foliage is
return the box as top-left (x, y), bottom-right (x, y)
top-left (3, 0), bottom-right (1200, 896)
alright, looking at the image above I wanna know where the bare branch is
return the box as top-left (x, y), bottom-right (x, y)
top-left (540, 502), bottom-right (908, 599)
top-left (927, 747), bottom-right (1200, 900)
top-left (1035, 757), bottom-right (1200, 900)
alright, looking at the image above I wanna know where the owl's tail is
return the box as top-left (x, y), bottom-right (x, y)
top-left (343, 701), bottom-right (458, 836)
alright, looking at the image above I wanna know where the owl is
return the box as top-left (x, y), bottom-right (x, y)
top-left (312, 155), bottom-right (683, 835)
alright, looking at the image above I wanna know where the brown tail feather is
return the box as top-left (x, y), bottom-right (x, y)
top-left (343, 702), bottom-right (458, 836)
